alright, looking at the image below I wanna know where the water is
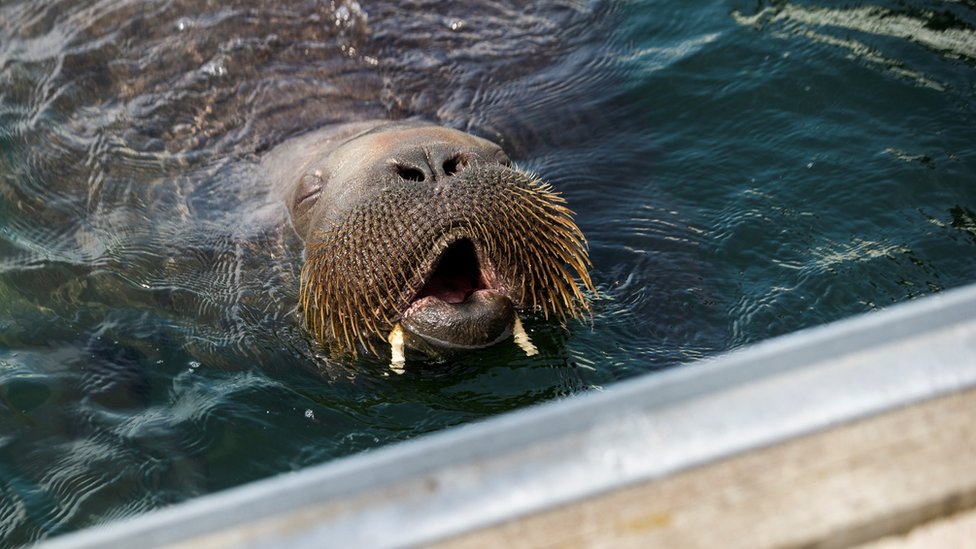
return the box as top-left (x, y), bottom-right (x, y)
top-left (1, 0), bottom-right (974, 544)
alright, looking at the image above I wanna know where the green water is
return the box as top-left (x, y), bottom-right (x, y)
top-left (1, 0), bottom-right (975, 544)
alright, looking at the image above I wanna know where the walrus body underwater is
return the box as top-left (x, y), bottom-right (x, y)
top-left (263, 119), bottom-right (593, 364)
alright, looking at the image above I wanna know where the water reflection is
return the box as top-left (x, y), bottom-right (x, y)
top-left (734, 2), bottom-right (976, 90)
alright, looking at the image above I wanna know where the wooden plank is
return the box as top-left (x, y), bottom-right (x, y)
top-left (433, 387), bottom-right (976, 549)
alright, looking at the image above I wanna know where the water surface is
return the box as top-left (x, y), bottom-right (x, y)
top-left (1, 0), bottom-right (974, 544)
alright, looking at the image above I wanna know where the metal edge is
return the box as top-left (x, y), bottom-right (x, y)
top-left (38, 283), bottom-right (976, 549)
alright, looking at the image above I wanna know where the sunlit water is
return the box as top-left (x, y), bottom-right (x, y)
top-left (1, 0), bottom-right (974, 544)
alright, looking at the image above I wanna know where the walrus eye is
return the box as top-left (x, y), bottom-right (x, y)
top-left (296, 172), bottom-right (324, 209)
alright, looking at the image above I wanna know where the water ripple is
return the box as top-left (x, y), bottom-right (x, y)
top-left (734, 2), bottom-right (976, 91)
top-left (1, 0), bottom-right (975, 545)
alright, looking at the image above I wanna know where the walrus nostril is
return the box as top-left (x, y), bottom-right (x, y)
top-left (397, 165), bottom-right (426, 182)
top-left (442, 154), bottom-right (467, 176)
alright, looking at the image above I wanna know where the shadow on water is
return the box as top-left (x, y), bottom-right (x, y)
top-left (1, 0), bottom-right (975, 544)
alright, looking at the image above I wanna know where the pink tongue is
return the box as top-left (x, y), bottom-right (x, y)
top-left (416, 276), bottom-right (475, 304)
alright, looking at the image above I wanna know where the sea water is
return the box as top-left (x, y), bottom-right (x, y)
top-left (1, 0), bottom-right (974, 544)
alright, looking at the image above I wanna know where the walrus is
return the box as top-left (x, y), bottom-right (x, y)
top-left (262, 119), bottom-right (594, 364)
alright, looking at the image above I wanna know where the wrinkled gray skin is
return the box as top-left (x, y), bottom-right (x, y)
top-left (263, 120), bottom-right (519, 351)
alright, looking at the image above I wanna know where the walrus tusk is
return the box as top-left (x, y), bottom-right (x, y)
top-left (388, 323), bottom-right (406, 374)
top-left (512, 316), bottom-right (539, 357)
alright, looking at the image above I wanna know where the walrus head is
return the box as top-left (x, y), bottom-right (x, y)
top-left (278, 120), bottom-right (593, 357)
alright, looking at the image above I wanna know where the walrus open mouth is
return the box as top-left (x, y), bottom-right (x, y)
top-left (411, 239), bottom-right (488, 306)
top-left (399, 238), bottom-right (516, 351)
